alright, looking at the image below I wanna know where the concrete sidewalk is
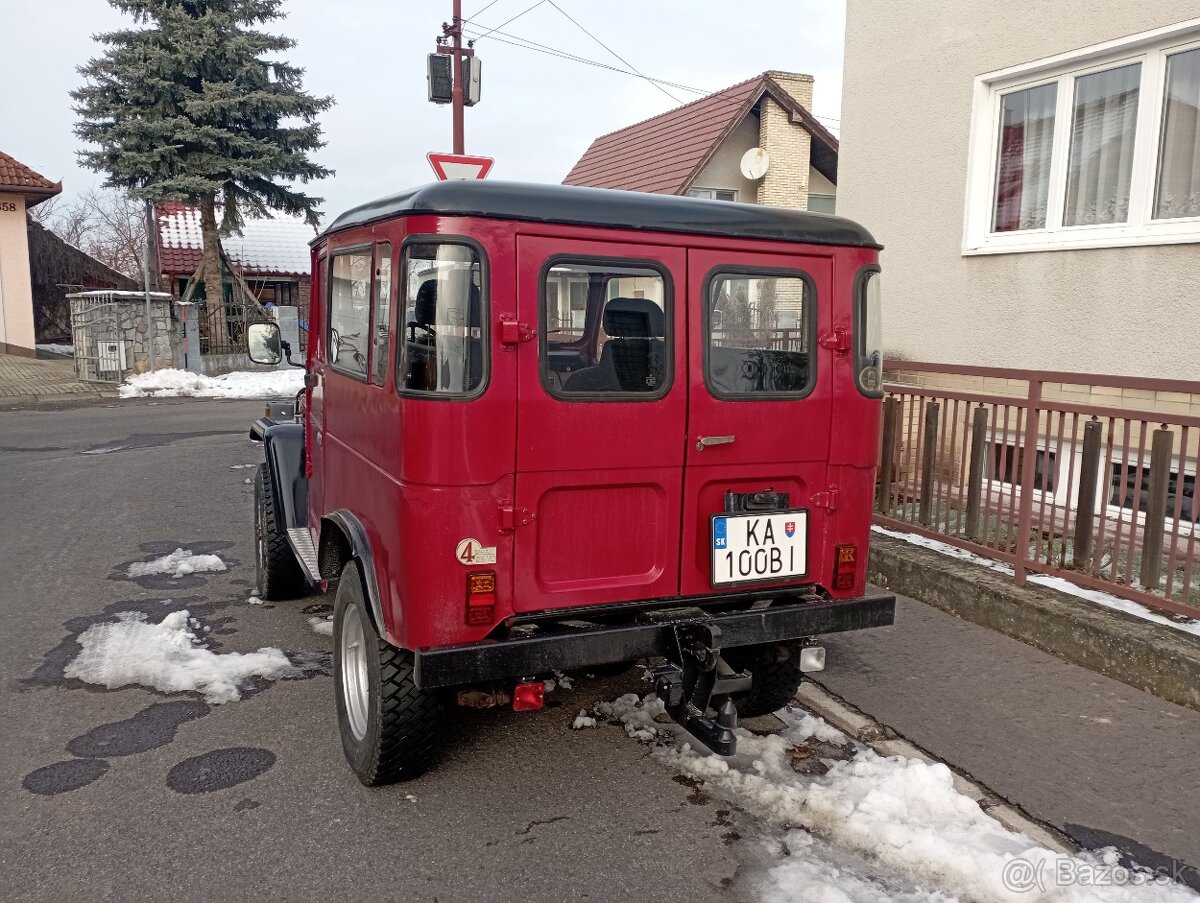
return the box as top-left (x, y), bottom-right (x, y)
top-left (0, 353), bottom-right (117, 406)
top-left (819, 594), bottom-right (1200, 885)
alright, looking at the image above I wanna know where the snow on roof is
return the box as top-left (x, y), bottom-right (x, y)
top-left (158, 203), bottom-right (315, 277)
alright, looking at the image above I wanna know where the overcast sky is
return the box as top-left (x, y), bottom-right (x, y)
top-left (3, 0), bottom-right (845, 223)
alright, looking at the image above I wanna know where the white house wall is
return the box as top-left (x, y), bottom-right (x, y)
top-left (838, 0), bottom-right (1200, 378)
top-left (689, 113), bottom-right (762, 201)
top-left (0, 192), bottom-right (35, 353)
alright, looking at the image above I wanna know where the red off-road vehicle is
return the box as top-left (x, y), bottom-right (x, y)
top-left (248, 181), bottom-right (894, 785)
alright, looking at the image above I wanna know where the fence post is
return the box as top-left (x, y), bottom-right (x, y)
top-left (965, 406), bottom-right (989, 542)
top-left (919, 400), bottom-right (940, 526)
top-left (1073, 418), bottom-right (1102, 569)
top-left (1139, 425), bottom-right (1174, 590)
top-left (876, 397), bottom-right (899, 514)
top-left (1012, 380), bottom-right (1043, 585)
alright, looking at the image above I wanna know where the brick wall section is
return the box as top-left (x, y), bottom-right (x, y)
top-left (756, 87), bottom-right (813, 209)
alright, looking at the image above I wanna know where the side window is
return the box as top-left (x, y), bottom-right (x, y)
top-left (371, 243), bottom-right (392, 386)
top-left (855, 267), bottom-right (883, 397)
top-left (705, 271), bottom-right (812, 398)
top-left (328, 250), bottom-right (373, 379)
top-left (398, 241), bottom-right (486, 396)
top-left (541, 260), bottom-right (670, 399)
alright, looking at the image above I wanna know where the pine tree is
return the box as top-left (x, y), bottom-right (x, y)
top-left (72, 0), bottom-right (333, 309)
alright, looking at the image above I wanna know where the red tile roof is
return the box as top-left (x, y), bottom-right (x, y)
top-left (562, 74), bottom-right (838, 195)
top-left (156, 202), bottom-right (314, 278)
top-left (0, 151), bottom-right (61, 205)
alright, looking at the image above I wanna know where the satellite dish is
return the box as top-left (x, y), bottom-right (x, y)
top-left (740, 147), bottom-right (770, 180)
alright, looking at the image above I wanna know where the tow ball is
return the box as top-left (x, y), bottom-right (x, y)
top-left (648, 622), bottom-right (752, 756)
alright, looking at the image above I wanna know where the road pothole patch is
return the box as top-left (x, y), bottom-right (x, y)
top-left (166, 747), bottom-right (276, 794)
top-left (22, 758), bottom-right (110, 795)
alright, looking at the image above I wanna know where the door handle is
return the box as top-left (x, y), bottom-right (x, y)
top-left (696, 435), bottom-right (735, 451)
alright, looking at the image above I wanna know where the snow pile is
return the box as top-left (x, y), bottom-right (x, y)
top-left (872, 525), bottom-right (1200, 638)
top-left (544, 670), bottom-right (575, 693)
top-left (64, 610), bottom-right (297, 704)
top-left (308, 616), bottom-right (333, 636)
top-left (36, 343), bottom-right (75, 356)
top-left (597, 694), bottom-right (1196, 902)
top-left (248, 595), bottom-right (264, 606)
top-left (128, 548), bottom-right (227, 579)
top-left (571, 710), bottom-right (597, 730)
top-left (120, 368), bottom-right (304, 399)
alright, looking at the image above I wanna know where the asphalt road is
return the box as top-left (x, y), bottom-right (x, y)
top-left (0, 400), bottom-right (757, 903)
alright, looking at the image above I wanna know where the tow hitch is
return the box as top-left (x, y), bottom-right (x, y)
top-left (648, 622), bottom-right (752, 756)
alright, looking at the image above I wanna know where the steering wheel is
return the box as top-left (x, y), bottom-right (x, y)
top-left (407, 321), bottom-right (436, 342)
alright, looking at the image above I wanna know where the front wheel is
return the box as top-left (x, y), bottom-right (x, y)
top-left (254, 464), bottom-right (305, 600)
top-left (334, 561), bottom-right (446, 785)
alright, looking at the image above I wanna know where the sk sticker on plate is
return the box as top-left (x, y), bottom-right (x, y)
top-left (456, 538), bottom-right (497, 565)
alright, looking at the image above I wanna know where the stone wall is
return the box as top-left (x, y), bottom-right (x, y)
top-left (69, 294), bottom-right (179, 381)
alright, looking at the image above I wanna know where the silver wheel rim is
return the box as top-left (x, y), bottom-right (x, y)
top-left (340, 604), bottom-right (370, 741)
top-left (255, 491), bottom-right (267, 591)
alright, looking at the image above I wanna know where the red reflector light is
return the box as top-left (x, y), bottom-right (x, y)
top-left (465, 570), bottom-right (496, 626)
top-left (833, 543), bottom-right (858, 591)
top-left (513, 681), bottom-right (544, 711)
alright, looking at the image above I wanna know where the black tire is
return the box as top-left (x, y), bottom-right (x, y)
top-left (254, 463), bottom-right (306, 600)
top-left (334, 561), bottom-right (446, 785)
top-left (724, 645), bottom-right (805, 718)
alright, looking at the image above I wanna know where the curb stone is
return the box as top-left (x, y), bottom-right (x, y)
top-left (868, 534), bottom-right (1200, 712)
top-left (793, 681), bottom-right (1075, 854)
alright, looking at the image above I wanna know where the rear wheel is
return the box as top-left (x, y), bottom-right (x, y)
top-left (334, 561), bottom-right (446, 785)
top-left (254, 464), bottom-right (306, 600)
top-left (724, 645), bottom-right (805, 718)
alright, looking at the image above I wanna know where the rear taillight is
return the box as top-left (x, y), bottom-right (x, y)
top-left (513, 681), bottom-right (545, 711)
top-left (832, 543), bottom-right (858, 591)
top-left (465, 571), bottom-right (496, 626)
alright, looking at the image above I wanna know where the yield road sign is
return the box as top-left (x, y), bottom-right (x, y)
top-left (427, 153), bottom-right (494, 180)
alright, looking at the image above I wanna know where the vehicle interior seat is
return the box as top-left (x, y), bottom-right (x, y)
top-left (404, 280), bottom-right (484, 392)
top-left (562, 297), bottom-right (665, 393)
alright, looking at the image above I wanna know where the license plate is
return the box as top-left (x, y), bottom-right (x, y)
top-left (711, 509), bottom-right (808, 586)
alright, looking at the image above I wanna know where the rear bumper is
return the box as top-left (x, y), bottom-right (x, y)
top-left (413, 591), bottom-right (895, 689)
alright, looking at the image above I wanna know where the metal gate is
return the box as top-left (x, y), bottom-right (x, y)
top-left (70, 301), bottom-right (125, 384)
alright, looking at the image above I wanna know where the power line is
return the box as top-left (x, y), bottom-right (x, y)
top-left (463, 0), bottom-right (504, 24)
top-left (545, 0), bottom-right (682, 104)
top-left (470, 0), bottom-right (547, 42)
top-left (462, 24), bottom-right (709, 96)
top-left (467, 19), bottom-right (843, 125)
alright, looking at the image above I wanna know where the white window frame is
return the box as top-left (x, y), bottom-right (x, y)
top-left (687, 187), bottom-right (738, 201)
top-left (963, 18), bottom-right (1200, 255)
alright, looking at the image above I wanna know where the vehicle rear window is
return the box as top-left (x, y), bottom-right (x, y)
top-left (705, 271), bottom-right (812, 398)
top-left (328, 250), bottom-right (373, 379)
top-left (398, 241), bottom-right (486, 397)
top-left (541, 259), bottom-right (670, 399)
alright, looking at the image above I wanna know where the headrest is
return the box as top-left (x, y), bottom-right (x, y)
top-left (603, 297), bottom-right (664, 338)
top-left (412, 280), bottom-right (483, 328)
top-left (414, 280), bottom-right (437, 325)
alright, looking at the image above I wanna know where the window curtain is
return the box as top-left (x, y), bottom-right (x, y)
top-left (993, 84), bottom-right (1057, 231)
top-left (1063, 63), bottom-right (1141, 225)
top-left (1155, 48), bottom-right (1200, 220)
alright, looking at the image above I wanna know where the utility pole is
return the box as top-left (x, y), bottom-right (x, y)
top-left (444, 0), bottom-right (466, 154)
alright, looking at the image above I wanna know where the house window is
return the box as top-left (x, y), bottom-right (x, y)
top-left (991, 442), bottom-right (1057, 492)
top-left (1109, 463), bottom-right (1198, 524)
top-left (687, 188), bottom-right (738, 201)
top-left (807, 194), bottom-right (836, 214)
top-left (965, 22), bottom-right (1200, 253)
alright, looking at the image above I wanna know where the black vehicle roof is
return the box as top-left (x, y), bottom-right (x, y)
top-left (320, 180), bottom-right (880, 249)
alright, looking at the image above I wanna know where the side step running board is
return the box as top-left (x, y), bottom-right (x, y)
top-left (287, 527), bottom-right (321, 583)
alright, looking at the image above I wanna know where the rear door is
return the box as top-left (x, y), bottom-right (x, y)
top-left (679, 247), bottom-right (834, 597)
top-left (512, 235), bottom-right (686, 612)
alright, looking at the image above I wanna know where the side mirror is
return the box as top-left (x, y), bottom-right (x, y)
top-left (248, 322), bottom-right (282, 365)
